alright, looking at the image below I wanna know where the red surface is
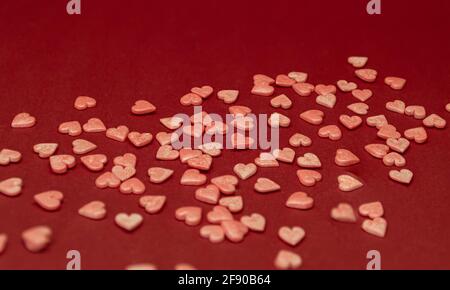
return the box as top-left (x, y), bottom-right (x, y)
top-left (1, 0), bottom-right (450, 270)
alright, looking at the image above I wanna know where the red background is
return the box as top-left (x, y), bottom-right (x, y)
top-left (0, 0), bottom-right (449, 270)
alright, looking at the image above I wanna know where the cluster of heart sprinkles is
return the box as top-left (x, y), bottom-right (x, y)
top-left (1, 55), bottom-right (449, 270)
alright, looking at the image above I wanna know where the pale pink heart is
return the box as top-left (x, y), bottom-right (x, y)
top-left (148, 167), bottom-right (174, 183)
top-left (33, 143), bottom-right (58, 158)
top-left (131, 100), bottom-right (156, 115)
top-left (278, 226), bottom-right (305, 246)
top-left (198, 142), bottom-right (222, 157)
top-left (221, 220), bottom-right (248, 243)
top-left (251, 84), bottom-right (274, 96)
top-left (175, 206), bottom-right (202, 226)
top-left (268, 112), bottom-right (291, 127)
top-left (156, 145), bottom-right (179, 160)
top-left (446, 103), bottom-right (450, 112)
top-left (156, 132), bottom-right (177, 146)
top-left (180, 169), bottom-right (207, 186)
top-left (254, 178), bottom-right (280, 193)
top-left (362, 217), bottom-right (387, 238)
top-left (49, 155), bottom-right (76, 174)
top-left (315, 84), bottom-right (336, 95)
top-left (74, 96), bottom-right (96, 110)
top-left (128, 131), bottom-right (153, 147)
top-left (34, 191), bottom-right (64, 211)
top-left (274, 250), bottom-right (302, 269)
top-left (352, 89), bottom-right (372, 102)
top-left (126, 264), bottom-right (157, 270)
top-left (405, 105), bottom-right (426, 119)
top-left (240, 213), bottom-right (266, 232)
top-left (404, 127), bottom-right (428, 143)
top-left (299, 109), bottom-right (324, 125)
top-left (0, 234), bottom-right (8, 254)
top-left (233, 163), bottom-right (257, 180)
top-left (205, 121), bottom-right (228, 135)
top-left (83, 118), bottom-right (106, 133)
top-left (78, 201), bottom-right (106, 220)
top-left (339, 115), bottom-right (362, 130)
top-left (297, 153), bottom-right (321, 168)
top-left (120, 178), bottom-right (146, 194)
top-left (316, 93), bottom-right (336, 109)
top-left (337, 80), bottom-right (357, 92)
top-left (331, 203), bottom-right (357, 223)
top-left (0, 177), bottom-right (23, 197)
top-left (191, 85), bottom-right (213, 98)
top-left (386, 138), bottom-right (410, 153)
top-left (348, 56), bottom-right (368, 68)
top-left (207, 206), bottom-right (233, 224)
top-left (335, 149), bottom-right (360, 166)
top-left (296, 170), bottom-right (322, 186)
top-left (229, 105), bottom-right (252, 116)
top-left (95, 172), bottom-right (121, 189)
top-left (72, 139), bottom-right (97, 155)
top-left (355, 68), bottom-right (377, 82)
top-left (318, 125), bottom-right (342, 140)
top-left (22, 226), bottom-right (52, 252)
top-left (211, 175), bottom-right (239, 194)
top-left (289, 133), bottom-right (312, 147)
top-left (231, 115), bottom-right (255, 131)
top-left (80, 154), bottom-right (107, 171)
top-left (139, 195), bottom-right (166, 214)
top-left (106, 125), bottom-right (129, 142)
top-left (180, 93), bottom-right (202, 106)
top-left (270, 94), bottom-right (292, 109)
top-left (200, 225), bottom-right (225, 243)
top-left (165, 263), bottom-right (186, 271)
top-left (114, 153), bottom-right (136, 168)
top-left (383, 152), bottom-right (406, 167)
top-left (255, 152), bottom-right (279, 168)
top-left (217, 89), bottom-right (239, 104)
top-left (253, 74), bottom-right (275, 85)
top-left (187, 154), bottom-right (212, 171)
top-left (364, 144), bottom-right (390, 159)
top-left (160, 116), bottom-right (183, 130)
top-left (386, 100), bottom-right (406, 114)
top-left (286, 192), bottom-right (314, 210)
top-left (0, 149), bottom-right (21, 165)
top-left (112, 165), bottom-right (136, 181)
top-left (115, 213), bottom-right (143, 232)
top-left (423, 114), bottom-right (446, 129)
top-left (273, 148), bottom-right (295, 163)
top-left (366, 115), bottom-right (388, 128)
top-left (231, 133), bottom-right (255, 150)
top-left (288, 71), bottom-right (308, 82)
top-left (338, 175), bottom-right (363, 192)
top-left (347, 103), bottom-right (369, 115)
top-left (359, 201), bottom-right (384, 219)
top-left (11, 112), bottom-right (36, 128)
top-left (292, 82), bottom-right (314, 96)
top-left (377, 124), bottom-right (401, 140)
top-left (385, 76), bottom-right (406, 90)
top-left (195, 184), bottom-right (220, 204)
top-left (58, 121), bottom-right (82, 136)
top-left (275, 74), bottom-right (296, 87)
top-left (389, 169), bottom-right (413, 184)
top-left (219, 195), bottom-right (243, 213)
